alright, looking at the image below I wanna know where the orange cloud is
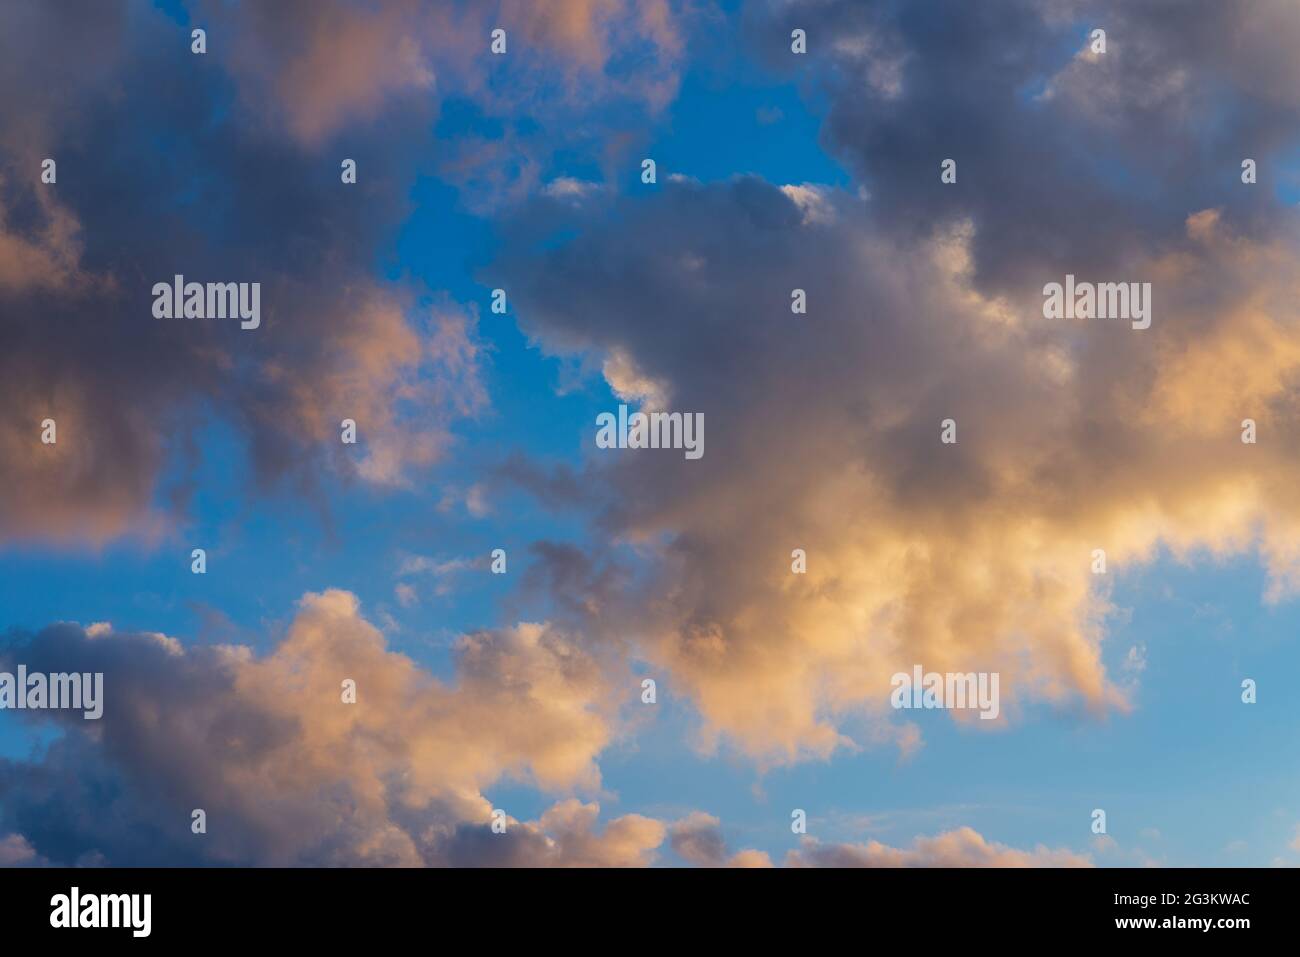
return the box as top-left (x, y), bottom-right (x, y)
top-left (199, 0), bottom-right (683, 146)
top-left (0, 591), bottom-right (634, 865)
top-left (787, 827), bottom-right (1092, 867)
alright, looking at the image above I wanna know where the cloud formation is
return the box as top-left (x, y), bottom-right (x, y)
top-left (669, 811), bottom-right (773, 867)
top-left (494, 0), bottom-right (1300, 765)
top-left (200, 0), bottom-right (684, 146)
top-left (0, 591), bottom-right (633, 865)
top-left (0, 3), bottom-right (500, 546)
top-left (0, 592), bottom-right (1098, 867)
top-left (787, 827), bottom-right (1091, 868)
top-left (0, 0), bottom-right (685, 547)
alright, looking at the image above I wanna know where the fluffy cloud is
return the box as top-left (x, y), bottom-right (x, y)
top-left (453, 799), bottom-right (666, 868)
top-left (0, 591), bottom-right (635, 865)
top-left (0, 833), bottom-right (44, 867)
top-left (787, 827), bottom-right (1091, 868)
top-left (669, 811), bottom-right (772, 867)
top-left (0, 2), bottom-right (492, 545)
top-left (0, 0), bottom-right (686, 546)
top-left (199, 0), bottom-right (684, 146)
top-left (0, 596), bottom-right (1108, 868)
top-left (667, 814), bottom-right (1085, 868)
top-left (496, 0), bottom-right (1300, 766)
top-left (0, 0), bottom-right (691, 548)
top-left (499, 179), bottom-right (1125, 762)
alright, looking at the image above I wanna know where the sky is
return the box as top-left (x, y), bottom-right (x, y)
top-left (1, 0), bottom-right (1300, 867)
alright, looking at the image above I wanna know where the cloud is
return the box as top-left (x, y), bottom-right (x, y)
top-left (744, 0), bottom-right (1300, 295)
top-left (0, 3), bottom-right (490, 546)
top-left (0, 591), bottom-right (625, 865)
top-left (5, 0), bottom-right (1297, 867)
top-left (779, 183), bottom-right (837, 226)
top-left (394, 583), bottom-right (418, 608)
top-left (0, 592), bottom-right (1113, 868)
top-left (0, 833), bottom-right (44, 867)
top-left (0, 184), bottom-right (90, 293)
top-left (397, 554), bottom-right (486, 599)
top-left (669, 811), bottom-right (728, 865)
top-left (481, 1), bottom-right (1300, 767)
top-left (665, 813), bottom-right (1083, 868)
top-left (499, 178), bottom-right (1124, 763)
top-left (496, 155), bottom-right (1300, 767)
top-left (669, 811), bottom-right (772, 867)
top-left (786, 827), bottom-right (1092, 867)
top-left (196, 0), bottom-right (685, 170)
top-left (197, 0), bottom-right (440, 146)
top-left (446, 799), bottom-right (666, 868)
top-left (0, 0), bottom-right (688, 547)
